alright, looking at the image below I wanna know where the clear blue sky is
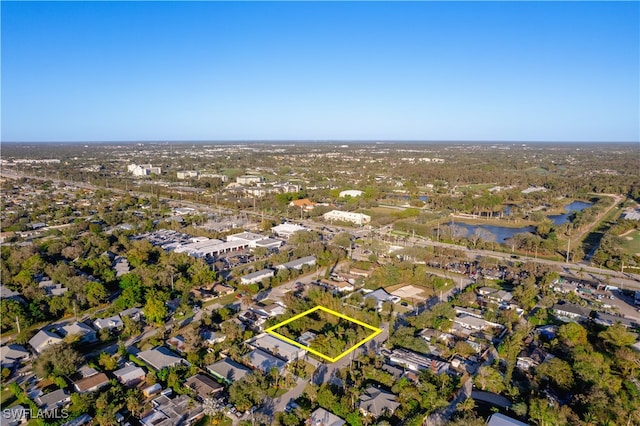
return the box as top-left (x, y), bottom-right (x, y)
top-left (2, 1), bottom-right (638, 142)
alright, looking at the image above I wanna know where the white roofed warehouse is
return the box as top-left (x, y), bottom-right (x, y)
top-left (323, 210), bottom-right (371, 226)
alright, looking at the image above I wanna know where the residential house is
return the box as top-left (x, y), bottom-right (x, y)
top-left (35, 389), bottom-right (70, 411)
top-left (308, 407), bottom-right (346, 426)
top-left (120, 307), bottom-right (142, 322)
top-left (201, 330), bottom-right (226, 346)
top-left (2, 404), bottom-right (27, 426)
top-left (452, 315), bottom-right (504, 333)
top-left (0, 344), bottom-right (30, 369)
top-left (184, 374), bottom-right (223, 401)
top-left (212, 283), bottom-right (235, 296)
top-left (339, 190), bottom-right (363, 198)
top-left (478, 287), bottom-right (513, 304)
top-left (358, 387), bottom-right (400, 418)
top-left (113, 364), bottom-right (146, 386)
top-left (240, 269), bottom-right (274, 285)
top-left (594, 312), bottom-right (638, 329)
top-left (248, 333), bottom-right (305, 362)
top-left (552, 302), bottom-right (590, 322)
top-left (93, 315), bottom-right (124, 332)
top-left (243, 348), bottom-right (286, 373)
top-left (166, 336), bottom-right (185, 353)
top-left (142, 383), bottom-right (163, 398)
top-left (140, 394), bottom-right (204, 426)
top-left (289, 199), bottom-right (316, 211)
top-left (29, 330), bottom-right (63, 354)
top-left (207, 358), bottom-right (251, 384)
top-left (137, 347), bottom-right (188, 371)
top-left (59, 322), bottom-right (97, 343)
top-left (363, 288), bottom-right (400, 310)
top-left (73, 373), bottom-right (110, 393)
top-left (0, 285), bottom-right (26, 304)
top-left (516, 346), bottom-right (554, 372)
top-left (487, 413), bottom-right (530, 426)
top-left (276, 256), bottom-right (317, 271)
top-left (251, 302), bottom-right (286, 318)
top-left (388, 348), bottom-right (450, 375)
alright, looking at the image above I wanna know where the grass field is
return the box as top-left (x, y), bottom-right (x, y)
top-left (618, 230), bottom-right (640, 256)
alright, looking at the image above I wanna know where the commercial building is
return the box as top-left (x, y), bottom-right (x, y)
top-left (323, 210), bottom-right (371, 225)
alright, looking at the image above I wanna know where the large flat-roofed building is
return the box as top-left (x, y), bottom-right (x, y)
top-left (236, 175), bottom-right (264, 185)
top-left (323, 210), bottom-right (371, 225)
top-left (240, 269), bottom-right (274, 285)
top-left (275, 256), bottom-right (317, 271)
top-left (271, 223), bottom-right (307, 238)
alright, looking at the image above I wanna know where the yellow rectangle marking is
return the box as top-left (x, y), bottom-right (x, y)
top-left (265, 305), bottom-right (382, 362)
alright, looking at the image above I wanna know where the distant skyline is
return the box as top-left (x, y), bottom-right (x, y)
top-left (2, 1), bottom-right (638, 143)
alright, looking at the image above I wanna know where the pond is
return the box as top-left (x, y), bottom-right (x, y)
top-left (454, 200), bottom-right (593, 241)
top-left (547, 200), bottom-right (594, 226)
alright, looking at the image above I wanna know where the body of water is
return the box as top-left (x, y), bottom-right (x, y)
top-left (547, 200), bottom-right (594, 226)
top-left (454, 200), bottom-right (593, 241)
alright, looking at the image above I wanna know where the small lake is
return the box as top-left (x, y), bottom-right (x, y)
top-left (547, 200), bottom-right (594, 226)
top-left (455, 200), bottom-right (593, 241)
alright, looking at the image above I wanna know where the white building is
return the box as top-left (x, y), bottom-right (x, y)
top-left (240, 269), bottom-right (275, 285)
top-left (236, 175), bottom-right (264, 185)
top-left (339, 189), bottom-right (363, 198)
top-left (323, 210), bottom-right (371, 225)
top-left (271, 223), bottom-right (307, 238)
top-left (177, 171), bottom-right (200, 179)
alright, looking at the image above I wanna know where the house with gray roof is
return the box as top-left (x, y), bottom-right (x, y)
top-left (358, 386), bottom-right (400, 418)
top-left (248, 333), bottom-right (304, 362)
top-left (243, 348), bottom-right (286, 373)
top-left (113, 364), bottom-right (146, 386)
top-left (207, 358), bottom-right (251, 384)
top-left (552, 302), bottom-right (590, 322)
top-left (137, 347), bottom-right (187, 371)
top-left (276, 256), bottom-right (316, 271)
top-left (35, 389), bottom-right (70, 411)
top-left (29, 330), bottom-right (63, 354)
top-left (59, 322), bottom-right (97, 343)
top-left (309, 407), bottom-right (346, 426)
top-left (0, 344), bottom-right (30, 368)
top-left (363, 288), bottom-right (400, 310)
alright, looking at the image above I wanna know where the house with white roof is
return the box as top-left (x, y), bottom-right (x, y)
top-left (29, 330), bottom-right (63, 354)
top-left (59, 322), bottom-right (97, 343)
top-left (93, 315), bottom-right (124, 331)
top-left (240, 269), bottom-right (274, 285)
top-left (339, 190), bottom-right (363, 198)
top-left (248, 333), bottom-right (305, 362)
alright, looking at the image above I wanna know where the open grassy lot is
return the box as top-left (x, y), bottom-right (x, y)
top-left (618, 229), bottom-right (640, 256)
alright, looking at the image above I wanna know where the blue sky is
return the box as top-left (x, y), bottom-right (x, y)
top-left (2, 1), bottom-right (638, 142)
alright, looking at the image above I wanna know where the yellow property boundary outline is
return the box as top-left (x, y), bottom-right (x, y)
top-left (265, 305), bottom-right (382, 363)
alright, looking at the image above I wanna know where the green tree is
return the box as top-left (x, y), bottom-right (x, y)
top-left (598, 323), bottom-right (637, 349)
top-left (144, 295), bottom-right (167, 325)
top-left (558, 322), bottom-right (588, 348)
top-left (33, 343), bottom-right (83, 379)
top-left (86, 281), bottom-right (108, 306)
top-left (537, 358), bottom-right (574, 391)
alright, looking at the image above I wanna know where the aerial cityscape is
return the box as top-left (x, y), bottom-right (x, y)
top-left (1, 2), bottom-right (639, 426)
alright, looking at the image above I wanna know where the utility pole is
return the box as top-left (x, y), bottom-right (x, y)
top-left (566, 237), bottom-right (571, 263)
top-left (15, 316), bottom-right (21, 335)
